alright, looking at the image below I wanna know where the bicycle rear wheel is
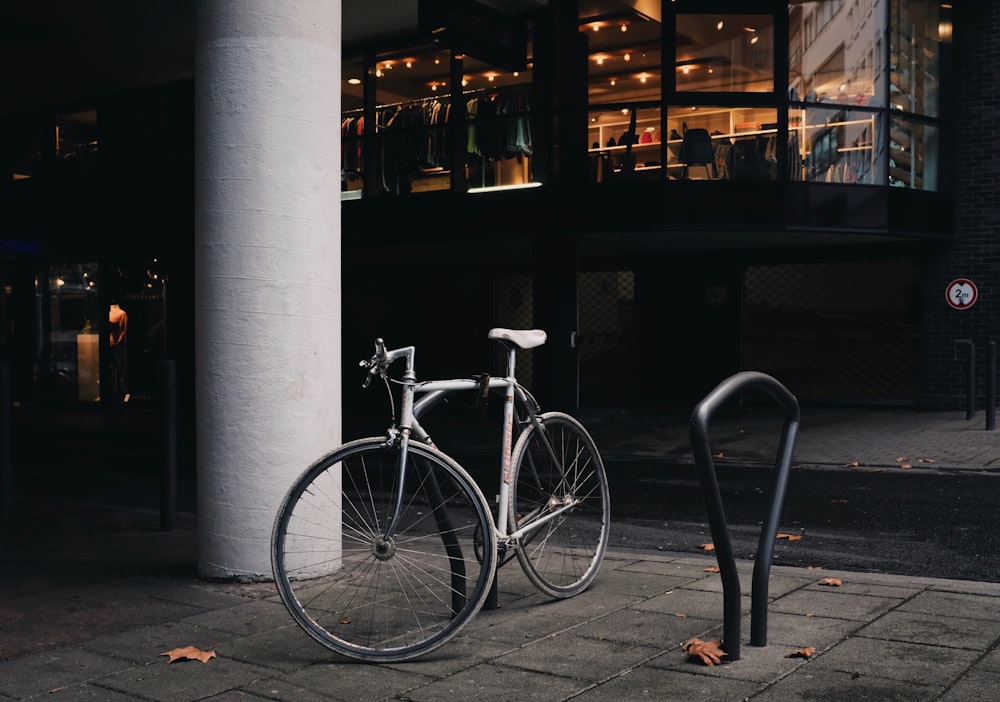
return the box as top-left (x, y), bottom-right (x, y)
top-left (509, 412), bottom-right (610, 598)
top-left (272, 437), bottom-right (496, 662)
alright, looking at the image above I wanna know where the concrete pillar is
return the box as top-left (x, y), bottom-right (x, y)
top-left (194, 0), bottom-right (341, 579)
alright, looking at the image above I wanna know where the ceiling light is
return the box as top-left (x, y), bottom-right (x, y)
top-left (624, 52), bottom-right (631, 61)
top-left (716, 19), bottom-right (724, 31)
top-left (347, 78), bottom-right (361, 85)
top-left (620, 23), bottom-right (628, 32)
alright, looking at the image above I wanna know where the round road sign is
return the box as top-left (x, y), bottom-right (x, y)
top-left (946, 278), bottom-right (978, 310)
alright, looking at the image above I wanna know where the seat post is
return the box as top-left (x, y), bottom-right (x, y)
top-left (505, 345), bottom-right (517, 378)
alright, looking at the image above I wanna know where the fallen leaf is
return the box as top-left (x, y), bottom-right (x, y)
top-left (703, 565), bottom-right (721, 573)
top-left (845, 461), bottom-right (860, 468)
top-left (675, 613), bottom-right (686, 618)
top-left (340, 616), bottom-right (351, 625)
top-left (700, 543), bottom-right (715, 551)
top-left (919, 458), bottom-right (936, 464)
top-left (805, 613), bottom-right (816, 617)
top-left (819, 577), bottom-right (842, 587)
top-left (777, 533), bottom-right (803, 541)
top-left (682, 637), bottom-right (728, 667)
top-left (901, 464), bottom-right (912, 470)
top-left (713, 452), bottom-right (724, 458)
top-left (895, 457), bottom-right (908, 463)
top-left (786, 646), bottom-right (816, 659)
top-left (807, 565), bottom-right (825, 570)
top-left (161, 646), bottom-right (217, 664)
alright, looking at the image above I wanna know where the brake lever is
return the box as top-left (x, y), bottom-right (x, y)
top-left (359, 338), bottom-right (388, 388)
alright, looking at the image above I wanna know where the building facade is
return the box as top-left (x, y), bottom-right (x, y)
top-left (0, 0), bottom-right (994, 420)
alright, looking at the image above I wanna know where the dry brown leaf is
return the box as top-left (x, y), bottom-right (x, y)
top-left (161, 646), bottom-right (217, 664)
top-left (703, 565), bottom-right (721, 573)
top-left (786, 646), bottom-right (816, 659)
top-left (901, 464), bottom-right (913, 470)
top-left (675, 613), bottom-right (686, 618)
top-left (807, 565), bottom-right (824, 570)
top-left (805, 613), bottom-right (816, 617)
top-left (682, 637), bottom-right (728, 667)
top-left (700, 543), bottom-right (715, 551)
top-left (339, 616), bottom-right (351, 625)
top-left (845, 461), bottom-right (860, 468)
top-left (777, 533), bottom-right (803, 541)
top-left (713, 452), bottom-right (724, 458)
top-left (895, 457), bottom-right (908, 463)
top-left (918, 458), bottom-right (936, 464)
top-left (819, 577), bottom-right (842, 587)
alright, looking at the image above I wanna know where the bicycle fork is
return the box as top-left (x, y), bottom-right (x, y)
top-left (383, 365), bottom-right (468, 615)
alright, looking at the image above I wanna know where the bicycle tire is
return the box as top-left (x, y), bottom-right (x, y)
top-left (271, 437), bottom-right (497, 662)
top-left (508, 412), bottom-right (610, 598)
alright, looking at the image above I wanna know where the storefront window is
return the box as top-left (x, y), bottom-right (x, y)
top-left (588, 105), bottom-right (663, 182)
top-left (791, 105), bottom-right (883, 184)
top-left (461, 54), bottom-right (535, 192)
top-left (789, 1), bottom-right (877, 108)
top-left (341, 55), bottom-right (365, 199)
top-left (890, 0), bottom-right (946, 118)
top-left (667, 106), bottom-right (778, 180)
top-left (53, 110), bottom-right (98, 177)
top-left (676, 14), bottom-right (775, 93)
top-left (586, 10), bottom-right (661, 106)
top-left (890, 116), bottom-right (937, 190)
top-left (48, 263), bottom-right (101, 403)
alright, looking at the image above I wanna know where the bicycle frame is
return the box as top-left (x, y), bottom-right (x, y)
top-left (383, 344), bottom-right (575, 547)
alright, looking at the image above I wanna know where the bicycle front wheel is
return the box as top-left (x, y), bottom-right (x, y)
top-left (271, 437), bottom-right (497, 663)
top-left (509, 412), bottom-right (610, 598)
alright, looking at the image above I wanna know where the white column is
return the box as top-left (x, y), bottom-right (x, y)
top-left (194, 0), bottom-right (342, 579)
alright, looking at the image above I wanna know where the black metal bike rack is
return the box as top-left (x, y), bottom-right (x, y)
top-left (689, 371), bottom-right (800, 662)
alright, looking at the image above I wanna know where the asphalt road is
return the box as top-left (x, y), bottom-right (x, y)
top-left (604, 460), bottom-right (1000, 583)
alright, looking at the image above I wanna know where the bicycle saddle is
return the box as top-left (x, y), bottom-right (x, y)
top-left (488, 328), bottom-right (547, 349)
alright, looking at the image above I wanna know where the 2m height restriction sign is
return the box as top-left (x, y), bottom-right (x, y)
top-left (946, 278), bottom-right (978, 310)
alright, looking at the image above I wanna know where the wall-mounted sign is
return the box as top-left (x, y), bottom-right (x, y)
top-left (946, 278), bottom-right (978, 310)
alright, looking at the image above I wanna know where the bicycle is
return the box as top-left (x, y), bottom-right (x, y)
top-left (271, 328), bottom-right (611, 662)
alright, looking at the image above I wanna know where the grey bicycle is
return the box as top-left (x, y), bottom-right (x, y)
top-left (271, 328), bottom-right (611, 662)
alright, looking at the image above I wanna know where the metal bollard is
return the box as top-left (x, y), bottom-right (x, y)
top-left (956, 340), bottom-right (976, 420)
top-left (988, 342), bottom-right (996, 431)
top-left (160, 360), bottom-right (177, 531)
top-left (690, 371), bottom-right (800, 661)
top-left (0, 364), bottom-right (10, 514)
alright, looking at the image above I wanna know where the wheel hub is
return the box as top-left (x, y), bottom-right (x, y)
top-left (371, 536), bottom-right (396, 561)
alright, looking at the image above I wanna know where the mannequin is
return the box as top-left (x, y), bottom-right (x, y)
top-left (109, 302), bottom-right (129, 402)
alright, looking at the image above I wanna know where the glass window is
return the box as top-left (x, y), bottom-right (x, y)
top-left (789, 1), bottom-right (878, 108)
top-left (341, 55), bottom-right (365, 199)
top-left (588, 106), bottom-right (663, 182)
top-left (890, 0), bottom-right (945, 118)
top-left (676, 15), bottom-right (775, 93)
top-left (461, 54), bottom-right (535, 192)
top-left (792, 105), bottom-right (883, 184)
top-left (585, 10), bottom-right (661, 106)
top-left (667, 106), bottom-right (778, 180)
top-left (374, 46), bottom-right (453, 195)
top-left (48, 263), bottom-right (101, 403)
top-left (890, 117), bottom-right (937, 191)
top-left (53, 110), bottom-right (98, 177)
